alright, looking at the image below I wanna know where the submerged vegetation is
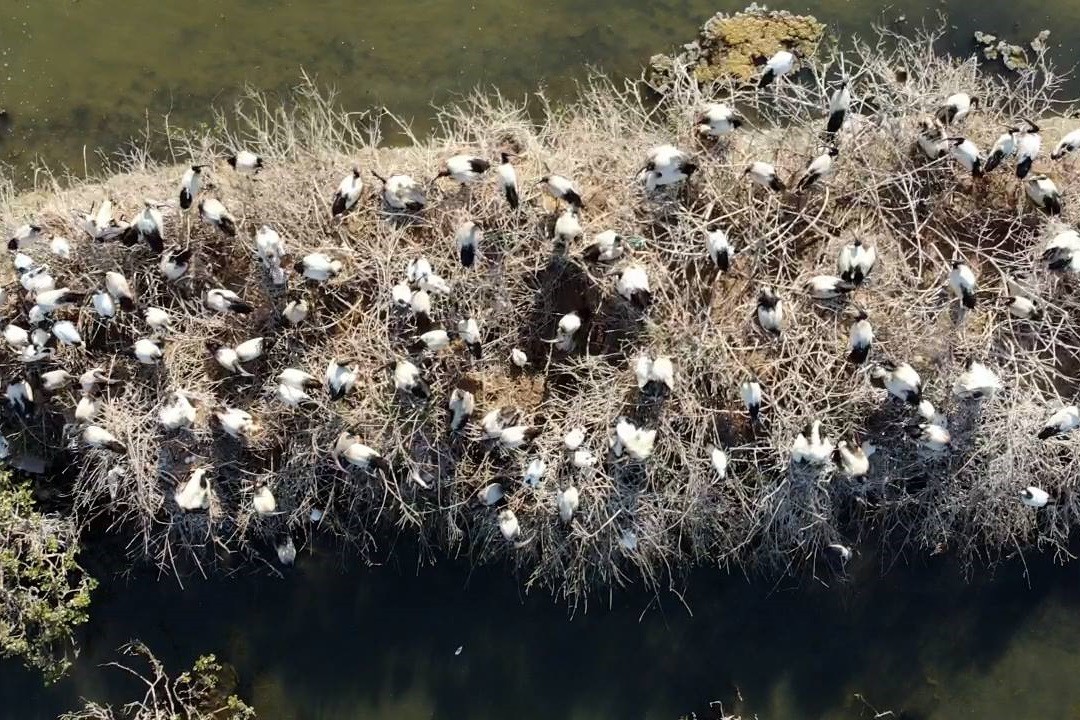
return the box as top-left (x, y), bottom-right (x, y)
top-left (1, 19), bottom-right (1080, 611)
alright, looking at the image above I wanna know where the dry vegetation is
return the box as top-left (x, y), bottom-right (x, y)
top-left (2, 24), bottom-right (1080, 604)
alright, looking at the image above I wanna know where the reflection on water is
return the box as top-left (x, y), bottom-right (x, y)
top-left (6, 550), bottom-right (1080, 719)
top-left (2, 0), bottom-right (1076, 180)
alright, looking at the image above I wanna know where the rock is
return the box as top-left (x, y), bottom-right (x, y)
top-left (1031, 30), bottom-right (1050, 53)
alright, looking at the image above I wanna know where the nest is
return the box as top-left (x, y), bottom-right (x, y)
top-left (2, 25), bottom-right (1079, 602)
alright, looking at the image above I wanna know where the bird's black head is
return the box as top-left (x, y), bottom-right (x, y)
top-left (205, 340), bottom-right (221, 353)
top-left (951, 259), bottom-right (963, 268)
top-left (852, 238), bottom-right (863, 247)
top-left (226, 156), bottom-right (237, 168)
top-left (948, 137), bottom-right (965, 147)
top-left (681, 161), bottom-right (700, 176)
top-left (970, 96), bottom-right (981, 108)
top-left (827, 146), bottom-right (840, 157)
top-left (500, 152), bottom-right (511, 164)
top-left (191, 164), bottom-right (206, 172)
top-left (352, 167), bottom-right (361, 178)
top-left (855, 309), bottom-right (868, 321)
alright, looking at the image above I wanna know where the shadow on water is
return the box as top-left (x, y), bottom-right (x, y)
top-left (7, 544), bottom-right (1080, 719)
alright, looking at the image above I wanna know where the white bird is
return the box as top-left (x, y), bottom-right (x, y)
top-left (523, 458), bottom-right (546, 488)
top-left (456, 221), bottom-right (481, 268)
top-left (641, 144), bottom-right (697, 189)
top-left (373, 172), bottom-right (426, 211)
top-left (209, 342), bottom-right (254, 376)
top-left (228, 150), bottom-right (263, 173)
top-left (198, 198), bottom-right (237, 236)
top-left (791, 420), bottom-right (834, 465)
top-left (75, 395), bottom-right (99, 423)
top-left (510, 348), bottom-right (529, 368)
top-left (948, 260), bottom-right (977, 309)
top-left (159, 391), bottom-right (197, 430)
top-left (582, 230), bottom-right (624, 263)
top-left (616, 264), bottom-right (651, 309)
top-left (160, 247), bottom-right (192, 281)
top-left (807, 274), bottom-right (854, 300)
top-left (145, 307), bottom-right (171, 331)
top-left (497, 153), bottom-right (519, 209)
top-left (917, 399), bottom-right (948, 429)
top-left (539, 174), bottom-right (584, 208)
top-left (205, 288), bottom-right (253, 314)
top-left (759, 49), bottom-right (795, 87)
top-left (175, 468), bottom-right (211, 510)
top-left (325, 360), bottom-right (356, 401)
top-left (216, 407), bottom-right (256, 439)
top-left (834, 440), bottom-right (874, 477)
top-left (1039, 405), bottom-right (1080, 439)
top-left (51, 320), bottom-right (82, 346)
top-left (105, 271), bottom-right (136, 312)
top-left (649, 355), bottom-right (675, 393)
top-left (741, 378), bottom-right (762, 422)
top-left (35, 288), bottom-right (85, 314)
top-left (563, 427), bottom-right (586, 451)
top-left (82, 425), bottom-right (126, 453)
top-left (953, 359), bottom-right (1001, 400)
top-left (40, 369), bottom-right (71, 392)
top-left (276, 382), bottom-right (315, 407)
top-left (21, 268), bottom-right (55, 294)
top-left (983, 128), bottom-right (1017, 173)
top-left (49, 236), bottom-right (71, 258)
top-left (555, 310), bottom-right (585, 351)
top-left (391, 282), bottom-right (413, 308)
top-left (837, 238), bottom-right (876, 284)
top-left (456, 317), bottom-right (482, 359)
top-left (872, 361), bottom-right (922, 405)
top-left (438, 154), bottom-right (491, 185)
top-left (1007, 295), bottom-right (1042, 321)
top-left (1026, 174), bottom-right (1062, 215)
top-left (696, 103), bottom-right (743, 137)
top-left (481, 407), bottom-right (519, 439)
top-left (826, 80), bottom-right (851, 134)
top-left (553, 206), bottom-right (582, 248)
top-left (745, 161), bottom-right (786, 192)
top-left (1051, 128), bottom-right (1080, 159)
top-left (619, 530), bottom-right (639, 552)
top-left (178, 164), bottom-right (204, 209)
top-left (133, 338), bottom-right (163, 365)
top-left (332, 432), bottom-right (389, 474)
top-left (613, 418), bottom-right (656, 461)
top-left (478, 482), bottom-right (504, 506)
top-left (497, 509), bottom-right (520, 541)
top-left (557, 486), bottom-right (580, 522)
top-left (498, 424), bottom-right (540, 450)
top-left (3, 323), bottom-right (29, 348)
top-left (795, 147), bottom-right (839, 191)
top-left (936, 92), bottom-right (978, 125)
top-left (572, 448), bottom-right (596, 468)
top-left (276, 534), bottom-right (296, 566)
top-left (79, 367), bottom-right (118, 395)
top-left (706, 228), bottom-right (734, 272)
top-left (448, 388), bottom-right (475, 430)
top-left (277, 368), bottom-right (319, 391)
top-left (7, 223), bottom-right (43, 250)
top-left (420, 272), bottom-right (451, 296)
top-left (253, 484), bottom-right (277, 515)
top-left (848, 311), bottom-right (873, 364)
top-left (756, 287), bottom-right (783, 333)
top-left (909, 422), bottom-right (951, 453)
top-left (122, 202), bottom-right (165, 254)
top-left (948, 137), bottom-right (983, 177)
top-left (81, 201), bottom-right (116, 240)
top-left (1042, 229), bottom-right (1080, 274)
top-left (331, 168), bottom-right (363, 217)
top-left (393, 360), bottom-right (430, 400)
top-left (283, 298), bottom-right (309, 325)
top-left (1020, 486), bottom-right (1050, 508)
top-left (255, 226), bottom-right (286, 268)
top-left (710, 446), bottom-right (729, 478)
top-left (1015, 120), bottom-right (1041, 179)
top-left (410, 289), bottom-right (431, 323)
top-left (5, 380), bottom-right (34, 413)
top-left (295, 253), bottom-right (342, 282)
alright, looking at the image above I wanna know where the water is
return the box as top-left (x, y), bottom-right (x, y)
top-left (2, 0), bottom-right (1077, 180)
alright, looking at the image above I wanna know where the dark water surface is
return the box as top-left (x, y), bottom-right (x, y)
top-left (2, 0), bottom-right (1078, 179)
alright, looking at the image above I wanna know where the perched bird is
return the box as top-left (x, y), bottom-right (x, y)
top-left (481, 406), bottom-right (520, 439)
top-left (51, 320), bottom-right (82, 346)
top-left (456, 221), bottom-right (481, 268)
top-left (572, 449), bottom-right (596, 468)
top-left (1039, 405), bottom-right (1080, 439)
top-left (3, 323), bottom-right (29, 348)
top-left (416, 328), bottom-right (451, 352)
top-left (206, 288), bottom-right (253, 314)
top-left (616, 264), bottom-right (651, 309)
top-left (641, 144), bottom-right (697, 190)
top-left (478, 482), bottom-right (505, 507)
top-left (756, 287), bottom-right (783, 333)
top-left (497, 153), bottom-right (519, 209)
top-left (1026, 174), bottom-right (1062, 214)
top-left (325, 360), bottom-right (357, 401)
top-left (393, 360), bottom-right (430, 400)
top-left (1007, 294), bottom-right (1042, 321)
top-left (576, 231), bottom-right (622, 265)
top-left (745, 161), bottom-right (786, 192)
top-left (759, 49), bottom-right (795, 88)
top-left (948, 137), bottom-right (983, 177)
top-left (175, 467), bottom-right (211, 510)
top-left (834, 440), bottom-right (874, 477)
top-left (208, 341), bottom-right (254, 376)
top-left (553, 206), bottom-right (583, 250)
top-left (790, 420), bottom-right (834, 465)
top-left (40, 369), bottom-right (72, 392)
top-left (613, 417), bottom-right (657, 460)
top-left (1042, 229), bottom-right (1080, 273)
top-left (740, 378), bottom-right (762, 422)
top-left (82, 425), bottom-right (126, 453)
top-left (1050, 128), bottom-right (1080, 159)
top-left (710, 446), bottom-right (729, 478)
top-left (420, 271), bottom-right (450, 296)
top-left (983, 128), bottom-right (1018, 173)
top-left (953, 358), bottom-right (1001, 400)
top-left (695, 103), bottom-right (743, 137)
top-left (497, 509), bottom-right (520, 541)
top-left (936, 93), bottom-right (978, 126)
top-left (133, 338), bottom-right (163, 365)
top-left (848, 311), bottom-right (874, 364)
top-left (21, 267), bottom-right (55, 294)
top-left (227, 150), bottom-right (263, 173)
top-left (410, 289), bottom-right (432, 324)
top-left (75, 394), bottom-right (100, 423)
top-left (215, 406), bottom-right (257, 439)
top-left (35, 288), bottom-right (85, 314)
top-left (917, 118), bottom-right (949, 160)
top-left (283, 298), bottom-right (309, 325)
top-left (555, 310), bottom-right (586, 351)
top-left (5, 380), bottom-right (34, 414)
top-left (563, 426), bottom-right (586, 451)
top-left (948, 260), bottom-right (977, 309)
top-left (105, 271), bottom-right (136, 311)
top-left (1015, 120), bottom-right (1041, 178)
top-left (276, 382), bottom-right (315, 408)
top-left (331, 167), bottom-right (363, 217)
top-left (457, 317), bottom-right (482, 359)
top-left (255, 226), bottom-right (286, 268)
top-left (909, 422), bottom-right (951, 452)
top-left (1020, 486), bottom-right (1050, 508)
top-left (705, 228), bottom-right (734, 272)
top-left (295, 253), bottom-right (342, 282)
top-left (49, 236), bottom-right (71, 258)
top-left (557, 486), bottom-right (580, 523)
top-left (807, 275), bottom-right (854, 300)
top-left (198, 198), bottom-right (237, 236)
top-left (510, 348), bottom-right (529, 368)
top-left (634, 354), bottom-right (675, 394)
top-left (253, 483), bottom-right (277, 515)
top-left (826, 79), bottom-right (851, 134)
top-left (277, 368), bottom-right (319, 391)
top-left (523, 458), bottom-right (547, 488)
top-left (178, 165), bottom-right (204, 210)
top-left (372, 172), bottom-right (426, 211)
top-left (796, 147), bottom-right (839, 191)
top-left (79, 367), bottom-right (119, 395)
top-left (826, 543), bottom-right (853, 567)
top-left (539, 175), bottom-right (584, 208)
top-left (160, 247), bottom-right (193, 281)
top-left (159, 390), bottom-right (197, 430)
top-left (871, 361), bottom-right (922, 404)
top-left (145, 306), bottom-right (171, 332)
top-left (391, 282), bottom-right (413, 309)
top-left (121, 202), bottom-right (165, 254)
top-left (837, 238), bottom-right (876, 284)
top-left (438, 154), bottom-right (491, 185)
top-left (7, 223), bottom-right (42, 250)
top-left (275, 534), bottom-right (296, 566)
top-left (448, 388), bottom-right (475, 431)
top-left (81, 201), bottom-right (118, 240)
